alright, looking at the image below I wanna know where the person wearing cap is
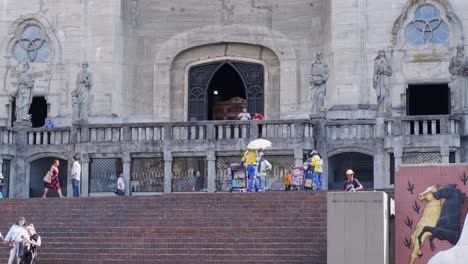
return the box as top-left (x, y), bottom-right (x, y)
top-left (116, 173), bottom-right (126, 196)
top-left (343, 169), bottom-right (363, 192)
top-left (256, 152), bottom-right (272, 192)
top-left (308, 150), bottom-right (323, 190)
top-left (0, 173), bottom-right (4, 199)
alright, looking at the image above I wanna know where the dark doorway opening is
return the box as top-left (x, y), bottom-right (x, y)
top-left (207, 64), bottom-right (246, 120)
top-left (30, 157), bottom-right (68, 198)
top-left (328, 152), bottom-right (374, 190)
top-left (407, 84), bottom-right (450, 115)
top-left (29, 97), bottom-right (48, 127)
top-left (10, 99), bottom-right (16, 126)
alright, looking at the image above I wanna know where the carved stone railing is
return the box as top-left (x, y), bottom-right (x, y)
top-left (325, 121), bottom-right (375, 140)
top-left (27, 128), bottom-right (71, 145)
top-left (385, 116), bottom-right (460, 136)
top-left (0, 127), bottom-right (15, 144)
top-left (74, 120), bottom-right (314, 144)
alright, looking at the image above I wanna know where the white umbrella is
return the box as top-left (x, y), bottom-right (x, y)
top-left (247, 138), bottom-right (272, 150)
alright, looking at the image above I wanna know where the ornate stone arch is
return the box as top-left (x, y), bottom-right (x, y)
top-left (153, 24), bottom-right (297, 121)
top-left (390, 0), bottom-right (464, 113)
top-left (392, 0), bottom-right (463, 49)
top-left (27, 152), bottom-right (69, 163)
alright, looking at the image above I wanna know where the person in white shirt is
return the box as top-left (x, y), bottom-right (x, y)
top-left (237, 108), bottom-right (251, 120)
top-left (116, 173), bottom-right (126, 196)
top-left (3, 217), bottom-right (28, 264)
top-left (71, 155), bottom-right (81, 197)
top-left (256, 152), bottom-right (272, 192)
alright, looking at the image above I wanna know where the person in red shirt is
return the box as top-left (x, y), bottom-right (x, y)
top-left (252, 113), bottom-right (264, 120)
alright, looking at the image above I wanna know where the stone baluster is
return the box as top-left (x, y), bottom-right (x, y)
top-left (422, 120), bottom-right (428, 134)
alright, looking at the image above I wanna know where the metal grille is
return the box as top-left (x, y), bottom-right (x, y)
top-left (402, 152), bottom-right (441, 164)
top-left (172, 157), bottom-right (207, 192)
top-left (216, 156), bottom-right (242, 192)
top-left (131, 158), bottom-right (164, 193)
top-left (1, 159), bottom-right (10, 197)
top-left (266, 155), bottom-right (295, 191)
top-left (89, 158), bottom-right (123, 193)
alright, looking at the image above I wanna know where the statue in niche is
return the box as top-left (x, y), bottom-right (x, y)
top-left (449, 45), bottom-right (468, 112)
top-left (72, 62), bottom-right (93, 121)
top-left (373, 50), bottom-right (393, 113)
top-left (310, 52), bottom-right (329, 114)
top-left (15, 62), bottom-right (34, 122)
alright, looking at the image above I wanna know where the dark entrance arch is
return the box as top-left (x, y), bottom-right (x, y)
top-left (327, 152), bottom-right (374, 190)
top-left (188, 61), bottom-right (264, 121)
top-left (30, 157), bottom-right (68, 197)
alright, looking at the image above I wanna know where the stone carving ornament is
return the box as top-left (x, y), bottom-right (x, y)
top-left (72, 62), bottom-right (93, 121)
top-left (373, 50), bottom-right (393, 113)
top-left (310, 52), bottom-right (329, 114)
top-left (449, 45), bottom-right (468, 112)
top-left (15, 62), bottom-right (34, 122)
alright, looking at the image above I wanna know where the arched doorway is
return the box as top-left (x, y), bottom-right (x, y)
top-left (188, 61), bottom-right (264, 121)
top-left (327, 152), bottom-right (374, 190)
top-left (30, 157), bottom-right (68, 197)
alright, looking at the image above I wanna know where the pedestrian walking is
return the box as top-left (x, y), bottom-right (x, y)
top-left (116, 173), bottom-right (126, 196)
top-left (20, 224), bottom-right (41, 264)
top-left (42, 160), bottom-right (64, 198)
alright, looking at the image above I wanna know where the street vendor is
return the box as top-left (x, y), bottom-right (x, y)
top-left (241, 149), bottom-right (257, 192)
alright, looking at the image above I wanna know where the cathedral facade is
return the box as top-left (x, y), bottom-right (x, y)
top-left (0, 0), bottom-right (467, 197)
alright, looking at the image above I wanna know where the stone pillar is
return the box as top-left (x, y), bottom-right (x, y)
top-left (440, 145), bottom-right (450, 164)
top-left (122, 152), bottom-right (131, 196)
top-left (207, 150), bottom-right (216, 193)
top-left (394, 143), bottom-right (403, 173)
top-left (163, 150), bottom-right (173, 193)
top-left (80, 154), bottom-right (90, 197)
top-left (13, 125), bottom-right (30, 198)
top-left (294, 147), bottom-right (303, 167)
top-left (374, 117), bottom-right (387, 189)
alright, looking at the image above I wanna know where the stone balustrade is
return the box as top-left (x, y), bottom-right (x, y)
top-left (385, 116), bottom-right (460, 136)
top-left (27, 128), bottom-right (71, 145)
top-left (0, 127), bottom-right (15, 144)
top-left (326, 121), bottom-right (375, 140)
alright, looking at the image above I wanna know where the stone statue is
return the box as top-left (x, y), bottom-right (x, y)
top-left (310, 52), bottom-right (329, 114)
top-left (15, 62), bottom-right (34, 122)
top-left (73, 62), bottom-right (93, 121)
top-left (373, 50), bottom-right (393, 113)
top-left (449, 45), bottom-right (468, 112)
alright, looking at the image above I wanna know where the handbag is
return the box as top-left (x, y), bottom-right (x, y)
top-left (304, 178), bottom-right (313, 188)
top-left (43, 171), bottom-right (51, 183)
top-left (8, 241), bottom-right (14, 250)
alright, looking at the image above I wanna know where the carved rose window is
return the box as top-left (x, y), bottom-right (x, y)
top-left (405, 4), bottom-right (449, 45)
top-left (12, 25), bottom-right (50, 63)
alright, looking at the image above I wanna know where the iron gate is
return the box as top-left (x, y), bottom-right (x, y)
top-left (172, 157), bottom-right (207, 192)
top-left (89, 158), bottom-right (123, 193)
top-left (1, 159), bottom-right (10, 197)
top-left (131, 158), bottom-right (164, 193)
top-left (188, 61), bottom-right (264, 120)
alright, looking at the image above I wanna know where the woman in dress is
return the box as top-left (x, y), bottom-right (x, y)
top-left (42, 160), bottom-right (64, 198)
top-left (20, 224), bottom-right (41, 264)
top-left (3, 217), bottom-right (28, 264)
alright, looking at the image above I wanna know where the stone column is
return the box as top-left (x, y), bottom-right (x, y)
top-left (440, 145), bottom-right (450, 164)
top-left (80, 154), bottom-right (90, 197)
top-left (294, 147), bottom-right (303, 167)
top-left (207, 150), bottom-right (216, 193)
top-left (122, 152), bottom-right (131, 196)
top-left (394, 144), bottom-right (403, 174)
top-left (163, 150), bottom-right (173, 194)
top-left (13, 125), bottom-right (30, 198)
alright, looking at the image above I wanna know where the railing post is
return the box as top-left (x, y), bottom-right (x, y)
top-left (249, 122), bottom-right (258, 139)
top-left (206, 123), bottom-right (216, 140)
top-left (440, 117), bottom-right (448, 134)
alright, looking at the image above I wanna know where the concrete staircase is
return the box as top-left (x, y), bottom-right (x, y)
top-left (0, 192), bottom-right (327, 263)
